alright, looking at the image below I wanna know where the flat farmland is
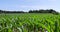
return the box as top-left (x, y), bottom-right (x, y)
top-left (0, 13), bottom-right (60, 32)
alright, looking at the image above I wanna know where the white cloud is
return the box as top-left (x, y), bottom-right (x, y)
top-left (20, 5), bottom-right (55, 9)
top-left (19, 5), bottom-right (60, 12)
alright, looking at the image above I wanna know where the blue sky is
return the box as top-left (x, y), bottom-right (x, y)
top-left (0, 0), bottom-right (60, 12)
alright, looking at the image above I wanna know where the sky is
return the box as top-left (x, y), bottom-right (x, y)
top-left (0, 0), bottom-right (60, 12)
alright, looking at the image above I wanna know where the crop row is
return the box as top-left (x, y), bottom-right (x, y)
top-left (0, 14), bottom-right (60, 32)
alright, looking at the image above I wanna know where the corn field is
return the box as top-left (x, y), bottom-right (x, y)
top-left (0, 13), bottom-right (60, 32)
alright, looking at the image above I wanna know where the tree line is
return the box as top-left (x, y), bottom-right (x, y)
top-left (0, 10), bottom-right (24, 13)
top-left (0, 9), bottom-right (59, 14)
top-left (29, 9), bottom-right (59, 15)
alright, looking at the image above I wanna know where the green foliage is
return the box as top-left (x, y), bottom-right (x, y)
top-left (0, 13), bottom-right (60, 32)
top-left (29, 9), bottom-right (59, 15)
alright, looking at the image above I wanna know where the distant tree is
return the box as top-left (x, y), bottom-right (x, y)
top-left (29, 9), bottom-right (59, 15)
top-left (49, 9), bottom-right (59, 15)
top-left (29, 10), bottom-right (33, 13)
top-left (0, 10), bottom-right (3, 13)
top-left (0, 10), bottom-right (24, 13)
top-left (0, 9), bottom-right (59, 15)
